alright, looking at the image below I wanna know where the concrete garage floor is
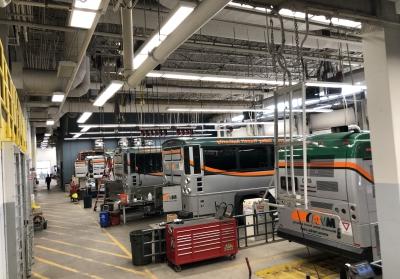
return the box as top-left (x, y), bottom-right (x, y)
top-left (32, 186), bottom-right (326, 279)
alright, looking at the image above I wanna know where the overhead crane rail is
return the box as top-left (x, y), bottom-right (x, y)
top-left (0, 39), bottom-right (27, 152)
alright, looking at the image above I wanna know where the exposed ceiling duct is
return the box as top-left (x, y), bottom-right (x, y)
top-left (69, 57), bottom-right (91, 98)
top-left (121, 1), bottom-right (134, 77)
top-left (12, 56), bottom-right (90, 96)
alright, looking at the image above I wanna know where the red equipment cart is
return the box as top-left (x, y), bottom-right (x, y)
top-left (166, 217), bottom-right (238, 272)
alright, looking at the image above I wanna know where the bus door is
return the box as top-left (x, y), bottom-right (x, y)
top-left (183, 145), bottom-right (203, 192)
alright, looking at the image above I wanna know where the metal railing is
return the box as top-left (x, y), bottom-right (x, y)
top-left (0, 39), bottom-right (27, 152)
top-left (233, 210), bottom-right (279, 248)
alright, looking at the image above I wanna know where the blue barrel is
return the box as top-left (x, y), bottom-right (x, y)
top-left (99, 211), bottom-right (110, 228)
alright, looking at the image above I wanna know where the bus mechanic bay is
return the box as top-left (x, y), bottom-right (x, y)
top-left (277, 131), bottom-right (379, 261)
top-left (162, 137), bottom-right (275, 216)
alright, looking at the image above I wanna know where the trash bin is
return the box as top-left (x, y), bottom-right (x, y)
top-left (99, 206), bottom-right (110, 228)
top-left (83, 195), bottom-right (92, 209)
top-left (130, 230), bottom-right (152, 265)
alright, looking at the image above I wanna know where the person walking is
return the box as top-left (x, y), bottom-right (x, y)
top-left (45, 174), bottom-right (51, 191)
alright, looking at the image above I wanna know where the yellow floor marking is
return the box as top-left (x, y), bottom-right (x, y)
top-left (31, 271), bottom-right (49, 279)
top-left (102, 230), bottom-right (132, 258)
top-left (35, 256), bottom-right (103, 278)
top-left (36, 245), bottom-right (148, 277)
top-left (43, 214), bottom-right (81, 219)
top-left (44, 219), bottom-right (98, 228)
top-left (40, 237), bottom-right (130, 259)
top-left (77, 203), bottom-right (158, 279)
top-left (255, 255), bottom-right (343, 279)
top-left (39, 235), bottom-right (117, 246)
top-left (43, 230), bottom-right (68, 236)
top-left (48, 224), bottom-right (102, 234)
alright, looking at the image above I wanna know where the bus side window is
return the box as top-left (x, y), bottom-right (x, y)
top-left (183, 146), bottom-right (190, 174)
top-left (193, 146), bottom-right (201, 174)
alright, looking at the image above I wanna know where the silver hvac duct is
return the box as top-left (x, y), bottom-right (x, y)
top-left (69, 57), bottom-right (91, 98)
top-left (127, 0), bottom-right (231, 87)
top-left (121, 1), bottom-right (134, 76)
top-left (12, 56), bottom-right (90, 95)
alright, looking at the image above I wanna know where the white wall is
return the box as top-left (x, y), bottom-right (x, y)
top-left (36, 147), bottom-right (57, 176)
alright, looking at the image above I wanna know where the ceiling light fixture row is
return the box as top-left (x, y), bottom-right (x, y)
top-left (69, 0), bottom-right (102, 29)
top-left (146, 71), bottom-right (283, 85)
top-left (227, 1), bottom-right (362, 29)
top-left (133, 2), bottom-right (196, 70)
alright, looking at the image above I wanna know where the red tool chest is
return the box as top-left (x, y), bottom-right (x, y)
top-left (166, 217), bottom-right (238, 271)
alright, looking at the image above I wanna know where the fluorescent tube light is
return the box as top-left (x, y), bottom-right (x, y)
top-left (74, 0), bottom-right (101, 10)
top-left (160, 5), bottom-right (195, 36)
top-left (93, 80), bottom-right (124, 106)
top-left (167, 108), bottom-right (273, 113)
top-left (52, 92), bottom-right (65, 102)
top-left (163, 73), bottom-right (201, 80)
top-left (305, 81), bottom-right (366, 89)
top-left (80, 126), bottom-right (91, 132)
top-left (146, 72), bottom-right (163, 78)
top-left (77, 112), bottom-right (93, 124)
top-left (79, 121), bottom-right (274, 129)
top-left (44, 133), bottom-right (51, 137)
top-left (46, 120), bottom-right (55, 126)
top-left (69, 9), bottom-right (96, 29)
top-left (133, 2), bottom-right (195, 69)
top-left (146, 71), bottom-right (284, 85)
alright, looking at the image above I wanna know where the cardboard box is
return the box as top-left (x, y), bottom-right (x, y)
top-left (167, 213), bottom-right (178, 223)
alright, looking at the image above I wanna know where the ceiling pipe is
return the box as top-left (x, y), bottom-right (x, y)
top-left (54, 0), bottom-right (110, 121)
top-left (121, 0), bottom-right (134, 77)
top-left (127, 0), bottom-right (231, 88)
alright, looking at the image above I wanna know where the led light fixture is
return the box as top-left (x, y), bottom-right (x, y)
top-left (46, 120), bottom-right (55, 126)
top-left (167, 108), bottom-right (273, 113)
top-left (146, 71), bottom-right (284, 85)
top-left (305, 81), bottom-right (367, 90)
top-left (69, 0), bottom-right (101, 29)
top-left (51, 92), bottom-right (65, 102)
top-left (77, 112), bottom-right (93, 124)
top-left (93, 80), bottom-right (124, 106)
top-left (73, 133), bottom-right (82, 138)
top-left (80, 126), bottom-right (91, 132)
top-left (133, 2), bottom-right (195, 69)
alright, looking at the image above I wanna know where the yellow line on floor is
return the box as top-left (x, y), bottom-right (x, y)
top-left (76, 203), bottom-right (158, 279)
top-left (34, 256), bottom-right (103, 279)
top-left (43, 230), bottom-right (68, 236)
top-left (102, 230), bottom-right (132, 258)
top-left (40, 237), bottom-right (130, 259)
top-left (48, 224), bottom-right (102, 234)
top-left (31, 271), bottom-right (49, 279)
top-left (44, 219), bottom-right (98, 228)
top-left (36, 245), bottom-right (148, 277)
top-left (39, 235), bottom-right (117, 246)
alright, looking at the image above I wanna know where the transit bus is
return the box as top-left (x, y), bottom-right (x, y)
top-left (114, 146), bottom-right (163, 210)
top-left (276, 130), bottom-right (379, 260)
top-left (162, 137), bottom-right (275, 216)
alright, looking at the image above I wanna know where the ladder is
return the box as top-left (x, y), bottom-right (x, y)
top-left (93, 185), bottom-right (105, 211)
